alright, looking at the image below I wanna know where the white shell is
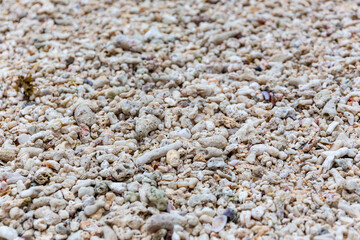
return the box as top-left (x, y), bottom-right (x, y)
top-left (212, 215), bottom-right (227, 232)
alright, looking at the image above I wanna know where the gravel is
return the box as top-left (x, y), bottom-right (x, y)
top-left (1, 0), bottom-right (360, 239)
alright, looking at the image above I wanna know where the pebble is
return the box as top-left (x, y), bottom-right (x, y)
top-left (113, 34), bottom-right (142, 52)
top-left (34, 167), bottom-right (52, 185)
top-left (18, 133), bottom-right (31, 145)
top-left (110, 160), bottom-right (136, 181)
top-left (273, 107), bottom-right (296, 119)
top-left (0, 148), bottom-right (17, 162)
top-left (178, 128), bottom-right (192, 138)
top-left (108, 182), bottom-right (126, 194)
top-left (198, 135), bottom-right (228, 149)
top-left (146, 186), bottom-right (169, 211)
top-left (188, 194), bottom-right (217, 207)
top-left (144, 213), bottom-right (187, 232)
top-left (207, 158), bottom-right (226, 169)
top-left (144, 26), bottom-right (163, 41)
top-left (34, 219), bottom-right (48, 231)
top-left (136, 141), bottom-right (182, 166)
top-left (95, 181), bottom-right (108, 195)
top-left (344, 179), bottom-right (360, 192)
top-left (50, 198), bottom-right (67, 212)
top-left (103, 225), bottom-right (117, 240)
top-left (74, 104), bottom-right (96, 127)
top-left (9, 207), bottom-right (24, 219)
top-left (84, 201), bottom-right (105, 216)
top-left (20, 186), bottom-right (43, 198)
top-left (166, 149), bottom-right (180, 167)
top-left (322, 99), bottom-right (337, 118)
top-left (106, 87), bottom-right (126, 99)
top-left (251, 206), bottom-right (265, 220)
top-left (93, 76), bottom-right (109, 89)
top-left (34, 206), bottom-right (61, 225)
top-left (19, 147), bottom-right (43, 157)
top-left (0, 226), bottom-right (17, 240)
top-left (59, 210), bottom-right (69, 220)
top-left (207, 30), bottom-right (241, 45)
top-left (199, 207), bottom-right (216, 217)
top-left (135, 115), bottom-right (161, 137)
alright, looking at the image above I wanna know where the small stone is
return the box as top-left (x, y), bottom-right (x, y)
top-left (136, 141), bottom-right (182, 166)
top-left (127, 181), bottom-right (141, 192)
top-left (314, 90), bottom-right (331, 108)
top-left (269, 53), bottom-right (292, 63)
top-left (188, 194), bottom-right (217, 207)
top-left (84, 78), bottom-right (93, 86)
top-left (0, 148), bottom-right (17, 162)
top-left (3, 172), bottom-right (26, 184)
top-left (144, 213), bottom-right (187, 232)
top-left (108, 182), bottom-right (126, 194)
top-left (34, 219), bottom-right (48, 231)
top-left (93, 76), bottom-right (109, 89)
top-left (34, 206), bottom-right (61, 225)
top-left (65, 56), bottom-right (75, 66)
top-left (20, 186), bottom-right (43, 198)
top-left (0, 182), bottom-right (8, 194)
top-left (43, 160), bottom-right (61, 171)
top-left (146, 186), bottom-right (169, 211)
top-left (17, 134), bottom-right (30, 145)
top-left (144, 26), bottom-right (163, 41)
top-left (78, 187), bottom-right (95, 198)
top-left (74, 104), bottom-right (96, 127)
top-left (119, 99), bottom-right (141, 116)
top-left (199, 207), bottom-right (215, 217)
top-left (70, 221), bottom-right (80, 232)
top-left (58, 87), bottom-right (76, 94)
top-left (166, 149), bottom-right (180, 167)
top-left (200, 214), bottom-right (213, 224)
top-left (279, 170), bottom-right (290, 179)
top-left (105, 87), bottom-right (126, 99)
top-left (124, 192), bottom-right (140, 203)
top-left (59, 210), bottom-right (69, 220)
top-left (56, 223), bottom-right (68, 235)
top-left (335, 159), bottom-right (351, 171)
top-left (208, 30), bottom-right (241, 45)
top-left (95, 181), bottom-right (109, 195)
top-left (84, 201), bottom-right (105, 217)
top-left (152, 229), bottom-right (167, 240)
top-left (322, 98), bottom-right (337, 118)
top-left (68, 231), bottom-right (83, 240)
top-left (175, 128), bottom-right (191, 139)
top-left (273, 107), bottom-right (296, 119)
top-left (198, 135), bottom-right (227, 149)
top-left (103, 225), bottom-right (117, 240)
top-left (110, 160), bottom-right (136, 182)
top-left (9, 207), bottom-right (24, 219)
top-left (34, 167), bottom-right (52, 185)
top-left (80, 221), bottom-right (100, 232)
top-left (207, 158), bottom-right (226, 169)
top-left (135, 115), bottom-right (161, 137)
top-left (344, 179), bottom-right (360, 192)
top-left (113, 34), bottom-right (142, 52)
top-left (18, 147), bottom-right (43, 157)
top-left (251, 206), bottom-right (265, 220)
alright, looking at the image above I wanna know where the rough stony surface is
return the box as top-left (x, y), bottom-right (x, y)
top-left (1, 0), bottom-right (360, 239)
top-left (144, 213), bottom-right (187, 232)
